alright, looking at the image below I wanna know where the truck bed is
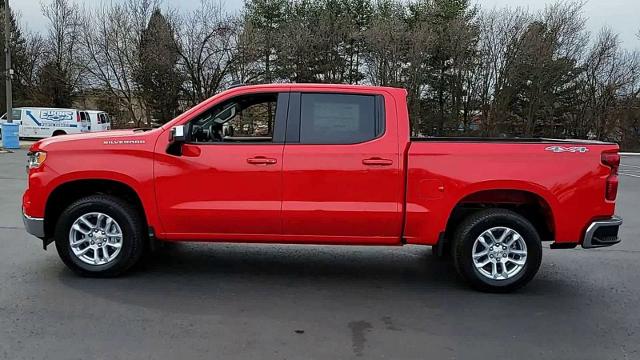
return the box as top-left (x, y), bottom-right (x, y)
top-left (402, 140), bottom-right (618, 245)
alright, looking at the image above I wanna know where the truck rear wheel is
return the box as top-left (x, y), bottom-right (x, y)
top-left (452, 209), bottom-right (542, 292)
top-left (54, 195), bottom-right (146, 277)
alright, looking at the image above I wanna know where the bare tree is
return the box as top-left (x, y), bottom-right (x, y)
top-left (19, 32), bottom-right (46, 98)
top-left (541, 1), bottom-right (589, 60)
top-left (173, 0), bottom-right (238, 105)
top-left (81, 0), bottom-right (159, 126)
top-left (578, 29), bottom-right (638, 140)
top-left (231, 19), bottom-right (265, 84)
top-left (362, 1), bottom-right (407, 87)
top-left (473, 7), bottom-right (530, 135)
top-left (39, 0), bottom-right (85, 105)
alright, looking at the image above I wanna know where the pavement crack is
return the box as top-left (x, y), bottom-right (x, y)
top-left (0, 226), bottom-right (22, 230)
top-left (586, 249), bottom-right (640, 253)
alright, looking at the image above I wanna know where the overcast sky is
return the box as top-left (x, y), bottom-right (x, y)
top-left (9, 0), bottom-right (640, 49)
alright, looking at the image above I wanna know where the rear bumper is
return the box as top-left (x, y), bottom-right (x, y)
top-left (23, 211), bottom-right (45, 238)
top-left (582, 216), bottom-right (623, 248)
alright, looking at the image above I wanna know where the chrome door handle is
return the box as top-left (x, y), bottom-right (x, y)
top-left (362, 157), bottom-right (393, 166)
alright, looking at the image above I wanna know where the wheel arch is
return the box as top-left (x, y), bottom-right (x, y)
top-left (444, 184), bottom-right (557, 244)
top-left (44, 178), bottom-right (148, 240)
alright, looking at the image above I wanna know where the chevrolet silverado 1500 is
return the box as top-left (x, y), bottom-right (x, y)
top-left (22, 84), bottom-right (623, 291)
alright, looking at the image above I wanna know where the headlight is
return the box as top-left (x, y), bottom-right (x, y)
top-left (27, 151), bottom-right (47, 170)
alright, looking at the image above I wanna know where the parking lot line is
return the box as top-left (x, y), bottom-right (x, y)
top-left (620, 172), bottom-right (640, 178)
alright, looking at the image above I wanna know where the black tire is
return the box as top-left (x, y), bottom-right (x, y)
top-left (452, 209), bottom-right (542, 292)
top-left (54, 195), bottom-right (146, 277)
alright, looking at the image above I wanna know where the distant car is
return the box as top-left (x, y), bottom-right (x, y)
top-left (86, 110), bottom-right (112, 132)
top-left (0, 107), bottom-right (91, 138)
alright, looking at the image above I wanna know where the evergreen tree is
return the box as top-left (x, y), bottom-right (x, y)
top-left (136, 9), bottom-right (182, 124)
top-left (37, 60), bottom-right (73, 108)
top-left (244, 0), bottom-right (288, 82)
top-left (504, 21), bottom-right (583, 136)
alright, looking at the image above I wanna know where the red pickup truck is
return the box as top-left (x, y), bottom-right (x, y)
top-left (22, 84), bottom-right (622, 292)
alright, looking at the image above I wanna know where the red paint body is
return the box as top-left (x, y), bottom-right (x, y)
top-left (23, 84), bottom-right (619, 247)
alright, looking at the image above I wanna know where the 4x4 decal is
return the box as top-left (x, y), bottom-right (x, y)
top-left (545, 145), bottom-right (589, 153)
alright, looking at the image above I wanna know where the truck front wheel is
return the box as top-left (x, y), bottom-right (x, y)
top-left (452, 209), bottom-right (542, 292)
top-left (54, 195), bottom-right (146, 277)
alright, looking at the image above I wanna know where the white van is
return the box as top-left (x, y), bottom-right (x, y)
top-left (0, 107), bottom-right (91, 138)
top-left (86, 110), bottom-right (112, 132)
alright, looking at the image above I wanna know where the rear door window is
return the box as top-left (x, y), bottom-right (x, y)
top-left (297, 93), bottom-right (383, 144)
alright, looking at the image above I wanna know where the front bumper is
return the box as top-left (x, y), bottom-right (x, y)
top-left (582, 216), bottom-right (623, 248)
top-left (23, 211), bottom-right (45, 238)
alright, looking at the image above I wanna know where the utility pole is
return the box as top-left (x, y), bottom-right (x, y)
top-left (4, 0), bottom-right (12, 124)
top-left (1, 0), bottom-right (17, 150)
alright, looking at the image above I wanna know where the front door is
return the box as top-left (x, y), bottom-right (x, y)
top-left (154, 92), bottom-right (289, 240)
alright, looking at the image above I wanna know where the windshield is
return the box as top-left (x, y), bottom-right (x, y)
top-left (0, 109), bottom-right (21, 120)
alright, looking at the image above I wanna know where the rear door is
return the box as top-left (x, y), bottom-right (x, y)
top-left (94, 113), bottom-right (106, 131)
top-left (281, 91), bottom-right (403, 244)
top-left (99, 113), bottom-right (112, 130)
top-left (88, 112), bottom-right (99, 130)
top-left (79, 111), bottom-right (91, 132)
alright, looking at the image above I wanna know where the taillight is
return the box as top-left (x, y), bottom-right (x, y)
top-left (602, 152), bottom-right (620, 201)
top-left (602, 152), bottom-right (620, 172)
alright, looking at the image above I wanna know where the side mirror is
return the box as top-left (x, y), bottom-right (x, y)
top-left (169, 125), bottom-right (187, 143)
top-left (167, 124), bottom-right (191, 156)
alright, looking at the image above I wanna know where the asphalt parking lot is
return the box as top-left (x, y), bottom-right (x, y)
top-left (1, 149), bottom-right (639, 360)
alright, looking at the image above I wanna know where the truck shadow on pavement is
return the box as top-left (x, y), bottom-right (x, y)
top-left (53, 242), bottom-right (637, 360)
top-left (55, 242), bottom-right (574, 315)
